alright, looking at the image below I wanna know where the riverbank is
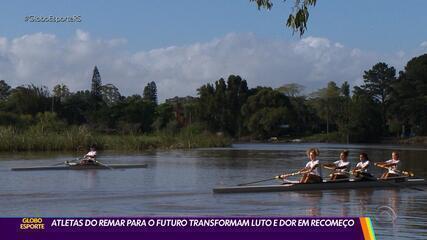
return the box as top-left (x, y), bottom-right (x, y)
top-left (263, 133), bottom-right (427, 145)
top-left (398, 136), bottom-right (427, 145)
top-left (0, 126), bottom-right (231, 152)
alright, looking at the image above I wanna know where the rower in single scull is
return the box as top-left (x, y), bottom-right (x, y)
top-left (80, 145), bottom-right (97, 165)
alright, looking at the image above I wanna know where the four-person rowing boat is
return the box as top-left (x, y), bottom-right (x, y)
top-left (214, 149), bottom-right (427, 194)
top-left (11, 161), bottom-right (148, 171)
top-left (213, 177), bottom-right (427, 194)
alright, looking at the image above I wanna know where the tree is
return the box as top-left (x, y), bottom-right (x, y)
top-left (143, 81), bottom-right (158, 105)
top-left (196, 75), bottom-right (249, 137)
top-left (213, 78), bottom-right (227, 131)
top-left (33, 112), bottom-right (66, 134)
top-left (197, 83), bottom-right (216, 130)
top-left (197, 79), bottom-right (226, 132)
top-left (337, 81), bottom-right (351, 143)
top-left (5, 84), bottom-right (51, 115)
top-left (152, 103), bottom-right (175, 131)
top-left (119, 95), bottom-right (156, 133)
top-left (52, 84), bottom-right (70, 102)
top-left (101, 84), bottom-right (121, 106)
top-left (91, 66), bottom-right (102, 99)
top-left (241, 88), bottom-right (294, 139)
top-left (59, 90), bottom-right (92, 125)
top-left (277, 83), bottom-right (305, 97)
top-left (225, 75), bottom-right (248, 137)
top-left (251, 0), bottom-right (317, 36)
top-left (341, 81), bottom-right (350, 98)
top-left (287, 95), bottom-right (320, 135)
top-left (362, 62), bottom-right (397, 132)
top-left (0, 80), bottom-right (11, 100)
top-left (309, 81), bottom-right (341, 142)
top-left (348, 87), bottom-right (383, 142)
top-left (391, 54), bottom-right (427, 135)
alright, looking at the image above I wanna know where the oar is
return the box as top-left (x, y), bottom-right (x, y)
top-left (281, 170), bottom-right (307, 178)
top-left (322, 163), bottom-right (336, 170)
top-left (376, 177), bottom-right (423, 191)
top-left (95, 160), bottom-right (113, 170)
top-left (237, 170), bottom-right (306, 186)
top-left (237, 177), bottom-right (280, 186)
top-left (50, 157), bottom-right (82, 166)
top-left (374, 163), bottom-right (417, 178)
top-left (396, 169), bottom-right (415, 177)
top-left (330, 169), bottom-right (424, 191)
top-left (51, 162), bottom-right (67, 166)
top-left (351, 170), bottom-right (424, 192)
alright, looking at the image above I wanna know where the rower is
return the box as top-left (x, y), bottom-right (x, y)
top-left (80, 145), bottom-right (97, 165)
top-left (299, 148), bottom-right (322, 184)
top-left (328, 150), bottom-right (350, 181)
top-left (376, 151), bottom-right (400, 179)
top-left (352, 152), bottom-right (374, 180)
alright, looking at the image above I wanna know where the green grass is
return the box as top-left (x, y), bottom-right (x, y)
top-left (0, 126), bottom-right (231, 152)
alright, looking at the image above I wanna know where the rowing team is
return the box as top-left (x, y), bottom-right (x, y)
top-left (279, 148), bottom-right (406, 184)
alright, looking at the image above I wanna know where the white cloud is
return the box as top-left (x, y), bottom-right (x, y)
top-left (420, 41), bottom-right (427, 48)
top-left (75, 29), bottom-right (89, 41)
top-left (0, 37), bottom-right (7, 53)
top-left (0, 30), bottom-right (421, 101)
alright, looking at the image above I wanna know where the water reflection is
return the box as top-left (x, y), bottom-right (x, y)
top-left (84, 170), bottom-right (99, 189)
top-left (356, 189), bottom-right (374, 216)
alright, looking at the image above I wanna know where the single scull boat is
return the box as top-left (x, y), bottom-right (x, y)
top-left (11, 162), bottom-right (148, 171)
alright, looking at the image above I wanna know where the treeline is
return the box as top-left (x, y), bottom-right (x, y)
top-left (0, 54), bottom-right (426, 147)
top-left (190, 53), bottom-right (427, 142)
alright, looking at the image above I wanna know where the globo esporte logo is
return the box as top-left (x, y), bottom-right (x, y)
top-left (20, 218), bottom-right (45, 230)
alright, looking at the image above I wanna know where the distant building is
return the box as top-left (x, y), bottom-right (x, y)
top-left (165, 96), bottom-right (197, 104)
top-left (165, 96), bottom-right (198, 127)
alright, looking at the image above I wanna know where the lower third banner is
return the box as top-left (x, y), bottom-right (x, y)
top-left (4, 217), bottom-right (376, 240)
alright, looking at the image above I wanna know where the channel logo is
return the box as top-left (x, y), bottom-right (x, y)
top-left (20, 218), bottom-right (45, 230)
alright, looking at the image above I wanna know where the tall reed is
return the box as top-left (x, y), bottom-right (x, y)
top-left (0, 126), bottom-right (230, 152)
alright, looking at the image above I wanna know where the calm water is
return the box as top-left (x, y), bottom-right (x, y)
top-left (1, 143), bottom-right (426, 239)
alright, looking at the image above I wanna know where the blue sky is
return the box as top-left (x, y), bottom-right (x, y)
top-left (0, 0), bottom-right (426, 100)
top-left (2, 0), bottom-right (426, 52)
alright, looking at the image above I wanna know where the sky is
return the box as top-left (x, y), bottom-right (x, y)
top-left (0, 0), bottom-right (426, 101)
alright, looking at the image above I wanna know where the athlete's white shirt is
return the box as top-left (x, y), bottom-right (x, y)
top-left (356, 160), bottom-right (370, 172)
top-left (385, 159), bottom-right (399, 174)
top-left (305, 159), bottom-right (321, 176)
top-left (85, 150), bottom-right (97, 158)
top-left (333, 160), bottom-right (350, 172)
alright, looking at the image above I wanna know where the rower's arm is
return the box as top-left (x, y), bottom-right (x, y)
top-left (298, 167), bottom-right (310, 174)
top-left (384, 162), bottom-right (397, 167)
top-left (322, 163), bottom-right (336, 168)
top-left (335, 165), bottom-right (347, 170)
top-left (310, 163), bottom-right (320, 171)
top-left (375, 162), bottom-right (397, 168)
top-left (360, 165), bottom-right (368, 170)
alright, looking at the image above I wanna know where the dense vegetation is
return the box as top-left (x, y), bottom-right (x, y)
top-left (0, 53), bottom-right (426, 151)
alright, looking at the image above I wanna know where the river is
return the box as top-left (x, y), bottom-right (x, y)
top-left (0, 143), bottom-right (426, 239)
